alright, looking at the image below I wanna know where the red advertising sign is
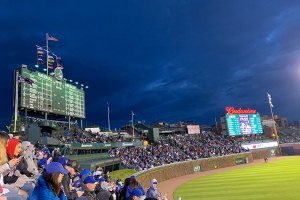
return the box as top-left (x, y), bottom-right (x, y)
top-left (225, 107), bottom-right (256, 114)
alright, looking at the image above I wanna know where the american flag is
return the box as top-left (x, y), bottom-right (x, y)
top-left (47, 34), bottom-right (59, 41)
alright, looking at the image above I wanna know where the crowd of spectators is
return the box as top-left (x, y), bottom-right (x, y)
top-left (109, 132), bottom-right (248, 170)
top-left (279, 129), bottom-right (300, 144)
top-left (59, 129), bottom-right (125, 144)
top-left (0, 131), bottom-right (166, 200)
top-left (232, 134), bottom-right (269, 143)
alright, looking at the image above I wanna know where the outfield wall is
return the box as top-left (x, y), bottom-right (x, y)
top-left (135, 149), bottom-right (273, 188)
top-left (281, 143), bottom-right (300, 155)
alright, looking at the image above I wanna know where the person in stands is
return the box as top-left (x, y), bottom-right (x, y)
top-left (58, 157), bottom-right (83, 200)
top-left (4, 138), bottom-right (34, 196)
top-left (126, 176), bottom-right (145, 200)
top-left (146, 179), bottom-right (160, 199)
top-left (21, 141), bottom-right (39, 178)
top-left (116, 178), bottom-right (130, 200)
top-left (0, 132), bottom-right (27, 200)
top-left (77, 175), bottom-right (97, 200)
top-left (30, 162), bottom-right (68, 200)
top-left (95, 177), bottom-right (113, 200)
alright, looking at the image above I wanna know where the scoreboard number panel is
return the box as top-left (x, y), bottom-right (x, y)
top-left (226, 113), bottom-right (263, 136)
top-left (19, 68), bottom-right (85, 118)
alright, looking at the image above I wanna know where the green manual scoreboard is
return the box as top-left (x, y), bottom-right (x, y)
top-left (226, 113), bottom-right (263, 136)
top-left (19, 68), bottom-right (85, 118)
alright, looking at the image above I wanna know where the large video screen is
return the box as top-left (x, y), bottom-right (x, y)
top-left (19, 68), bottom-right (85, 118)
top-left (226, 114), bottom-right (263, 136)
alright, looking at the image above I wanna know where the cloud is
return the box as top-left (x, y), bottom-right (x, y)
top-left (1, 1), bottom-right (300, 129)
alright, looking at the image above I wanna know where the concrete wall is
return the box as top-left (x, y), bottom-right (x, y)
top-left (136, 149), bottom-right (273, 189)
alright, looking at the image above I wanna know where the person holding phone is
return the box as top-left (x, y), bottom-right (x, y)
top-left (0, 132), bottom-right (27, 200)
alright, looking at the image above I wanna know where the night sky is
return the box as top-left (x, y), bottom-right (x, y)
top-left (1, 1), bottom-right (300, 130)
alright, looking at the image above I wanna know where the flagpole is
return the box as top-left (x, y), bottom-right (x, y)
top-left (268, 94), bottom-right (281, 155)
top-left (46, 33), bottom-right (49, 76)
top-left (13, 70), bottom-right (19, 132)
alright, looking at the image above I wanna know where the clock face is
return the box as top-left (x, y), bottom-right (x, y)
top-left (54, 68), bottom-right (63, 81)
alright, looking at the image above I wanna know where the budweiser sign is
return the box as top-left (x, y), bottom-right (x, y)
top-left (225, 107), bottom-right (256, 114)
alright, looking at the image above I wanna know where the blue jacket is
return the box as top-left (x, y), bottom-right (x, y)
top-left (30, 176), bottom-right (67, 200)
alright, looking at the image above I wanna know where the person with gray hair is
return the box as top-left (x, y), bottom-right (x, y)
top-left (95, 178), bottom-right (113, 200)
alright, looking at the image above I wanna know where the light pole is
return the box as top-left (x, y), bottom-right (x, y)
top-left (107, 102), bottom-right (111, 131)
top-left (131, 111), bottom-right (135, 141)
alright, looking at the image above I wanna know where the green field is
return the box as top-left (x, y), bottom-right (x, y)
top-left (110, 169), bottom-right (137, 182)
top-left (174, 157), bottom-right (300, 200)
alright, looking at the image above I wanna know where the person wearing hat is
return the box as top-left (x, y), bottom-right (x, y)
top-left (146, 179), bottom-right (159, 199)
top-left (95, 177), bottom-right (113, 200)
top-left (58, 157), bottom-right (83, 200)
top-left (93, 170), bottom-right (102, 181)
top-left (78, 169), bottom-right (92, 192)
top-left (126, 176), bottom-right (145, 200)
top-left (77, 175), bottom-right (97, 200)
top-left (29, 162), bottom-right (68, 200)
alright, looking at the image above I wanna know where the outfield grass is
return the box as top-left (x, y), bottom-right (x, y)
top-left (174, 157), bottom-right (300, 200)
top-left (110, 169), bottom-right (137, 182)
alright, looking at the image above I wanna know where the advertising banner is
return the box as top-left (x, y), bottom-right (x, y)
top-left (70, 141), bottom-right (143, 149)
top-left (187, 125), bottom-right (200, 134)
top-left (242, 141), bottom-right (278, 150)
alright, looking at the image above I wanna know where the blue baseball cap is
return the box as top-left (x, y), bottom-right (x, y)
top-left (130, 175), bottom-right (136, 179)
top-left (45, 162), bottom-right (69, 174)
top-left (58, 157), bottom-right (68, 166)
top-left (97, 177), bottom-right (105, 182)
top-left (79, 169), bottom-right (92, 179)
top-left (83, 175), bottom-right (97, 184)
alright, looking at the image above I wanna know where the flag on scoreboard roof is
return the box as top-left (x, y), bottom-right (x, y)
top-left (56, 56), bottom-right (63, 69)
top-left (36, 45), bottom-right (45, 65)
top-left (37, 58), bottom-right (44, 64)
top-left (36, 45), bottom-right (44, 51)
top-left (47, 33), bottom-right (59, 41)
top-left (267, 92), bottom-right (274, 107)
top-left (48, 52), bottom-right (55, 63)
top-left (18, 74), bottom-right (34, 85)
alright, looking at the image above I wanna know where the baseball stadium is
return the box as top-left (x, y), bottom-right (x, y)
top-left (1, 54), bottom-right (299, 200)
